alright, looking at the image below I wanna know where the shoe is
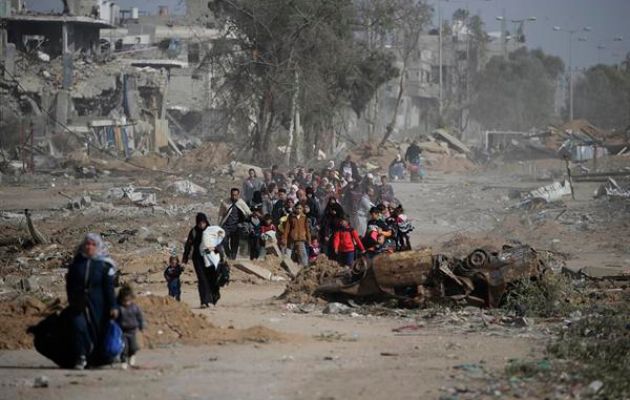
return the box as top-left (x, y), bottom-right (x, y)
top-left (129, 355), bottom-right (136, 367)
top-left (121, 362), bottom-right (129, 370)
top-left (74, 356), bottom-right (87, 370)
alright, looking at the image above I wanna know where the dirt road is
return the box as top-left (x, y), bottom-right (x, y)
top-left (1, 168), bottom-right (627, 400)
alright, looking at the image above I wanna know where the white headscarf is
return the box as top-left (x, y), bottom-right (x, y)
top-left (76, 232), bottom-right (117, 269)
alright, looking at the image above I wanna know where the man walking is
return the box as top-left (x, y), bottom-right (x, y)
top-left (242, 168), bottom-right (265, 205)
top-left (219, 188), bottom-right (252, 260)
top-left (281, 203), bottom-right (311, 266)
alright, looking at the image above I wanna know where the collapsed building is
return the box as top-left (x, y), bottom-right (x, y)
top-left (0, 0), bottom-right (223, 171)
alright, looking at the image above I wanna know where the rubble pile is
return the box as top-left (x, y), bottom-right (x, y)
top-left (280, 256), bottom-right (347, 304)
top-left (284, 245), bottom-right (547, 308)
top-left (171, 142), bottom-right (233, 172)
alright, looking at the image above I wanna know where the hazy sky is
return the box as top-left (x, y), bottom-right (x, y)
top-left (29, 0), bottom-right (630, 68)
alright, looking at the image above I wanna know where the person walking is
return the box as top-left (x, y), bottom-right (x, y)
top-left (354, 189), bottom-right (373, 237)
top-left (116, 285), bottom-right (144, 369)
top-left (183, 213), bottom-right (215, 308)
top-left (218, 188), bottom-right (252, 260)
top-left (242, 168), bottom-right (265, 205)
top-left (281, 203), bottom-right (311, 266)
top-left (332, 218), bottom-right (365, 267)
top-left (199, 224), bottom-right (226, 305)
top-left (66, 233), bottom-right (117, 369)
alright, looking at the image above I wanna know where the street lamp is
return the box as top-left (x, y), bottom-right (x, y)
top-left (553, 26), bottom-right (591, 121)
top-left (497, 13), bottom-right (536, 59)
top-left (436, 0), bottom-right (491, 118)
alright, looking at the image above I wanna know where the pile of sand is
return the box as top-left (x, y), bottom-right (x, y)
top-left (0, 296), bottom-right (62, 350)
top-left (279, 256), bottom-right (345, 304)
top-left (136, 295), bottom-right (284, 348)
top-left (0, 295), bottom-right (284, 351)
top-left (424, 153), bottom-right (477, 173)
top-left (172, 142), bottom-right (233, 172)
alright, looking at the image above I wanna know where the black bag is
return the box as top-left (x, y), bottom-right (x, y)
top-left (28, 308), bottom-right (76, 369)
top-left (216, 261), bottom-right (230, 287)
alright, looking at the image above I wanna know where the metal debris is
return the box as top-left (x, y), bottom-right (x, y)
top-left (315, 245), bottom-right (546, 308)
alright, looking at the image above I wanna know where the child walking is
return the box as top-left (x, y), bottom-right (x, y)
top-left (117, 285), bottom-right (144, 369)
top-left (164, 255), bottom-right (184, 301)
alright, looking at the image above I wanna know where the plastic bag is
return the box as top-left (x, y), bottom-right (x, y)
top-left (102, 320), bottom-right (125, 360)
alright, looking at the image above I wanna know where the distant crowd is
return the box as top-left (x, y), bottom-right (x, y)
top-left (222, 155), bottom-right (413, 264)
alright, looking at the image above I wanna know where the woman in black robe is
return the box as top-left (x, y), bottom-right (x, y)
top-left (66, 233), bottom-right (117, 369)
top-left (319, 197), bottom-right (345, 260)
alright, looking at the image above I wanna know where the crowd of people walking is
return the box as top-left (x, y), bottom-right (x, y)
top-left (212, 155), bottom-right (414, 272)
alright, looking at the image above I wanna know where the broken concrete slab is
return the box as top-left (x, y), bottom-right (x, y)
top-left (232, 261), bottom-right (273, 280)
top-left (521, 180), bottom-right (572, 205)
top-left (169, 180), bottom-right (208, 196)
top-left (280, 257), bottom-right (301, 278)
top-left (432, 129), bottom-right (471, 154)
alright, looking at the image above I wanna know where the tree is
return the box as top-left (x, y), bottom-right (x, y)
top-left (448, 11), bottom-right (489, 132)
top-left (377, 0), bottom-right (432, 146)
top-left (573, 64), bottom-right (630, 130)
top-left (470, 47), bottom-right (564, 131)
top-left (209, 0), bottom-right (397, 164)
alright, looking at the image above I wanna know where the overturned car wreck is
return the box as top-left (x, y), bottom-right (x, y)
top-left (315, 245), bottom-right (547, 308)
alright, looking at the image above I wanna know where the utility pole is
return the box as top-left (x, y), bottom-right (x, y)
top-left (438, 1), bottom-right (443, 118)
top-left (500, 8), bottom-right (506, 60)
top-left (553, 26), bottom-right (591, 122)
top-left (568, 31), bottom-right (574, 121)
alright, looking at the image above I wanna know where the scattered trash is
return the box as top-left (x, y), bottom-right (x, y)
top-left (33, 376), bottom-right (49, 388)
top-left (322, 302), bottom-right (351, 315)
top-left (587, 380), bottom-right (604, 394)
top-left (521, 180), bottom-right (572, 206)
top-left (594, 177), bottom-right (630, 199)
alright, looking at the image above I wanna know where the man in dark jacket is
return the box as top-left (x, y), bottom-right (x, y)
top-left (405, 140), bottom-right (422, 163)
top-left (339, 155), bottom-right (360, 182)
top-left (218, 188), bottom-right (252, 260)
top-left (272, 188), bottom-right (288, 226)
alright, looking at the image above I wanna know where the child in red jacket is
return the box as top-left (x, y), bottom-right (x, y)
top-left (332, 218), bottom-right (365, 266)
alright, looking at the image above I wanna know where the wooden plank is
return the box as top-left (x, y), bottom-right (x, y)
top-left (232, 261), bottom-right (273, 280)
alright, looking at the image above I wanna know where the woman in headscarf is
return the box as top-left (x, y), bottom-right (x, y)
top-left (66, 233), bottom-right (117, 369)
top-left (183, 213), bottom-right (215, 308)
top-left (319, 197), bottom-right (345, 260)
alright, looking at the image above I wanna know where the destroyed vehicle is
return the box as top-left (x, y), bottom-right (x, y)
top-left (315, 245), bottom-right (547, 308)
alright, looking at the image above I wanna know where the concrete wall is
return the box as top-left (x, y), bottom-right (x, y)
top-left (69, 0), bottom-right (97, 16)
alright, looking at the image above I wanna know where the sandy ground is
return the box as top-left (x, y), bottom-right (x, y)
top-left (0, 164), bottom-right (628, 400)
top-left (0, 281), bottom-right (539, 400)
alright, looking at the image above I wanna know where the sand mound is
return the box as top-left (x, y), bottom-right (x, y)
top-left (172, 142), bottom-right (233, 172)
top-left (136, 295), bottom-right (284, 348)
top-left (280, 256), bottom-right (345, 304)
top-left (424, 153), bottom-right (477, 173)
top-left (0, 296), bottom-right (61, 350)
top-left (0, 295), bottom-right (284, 351)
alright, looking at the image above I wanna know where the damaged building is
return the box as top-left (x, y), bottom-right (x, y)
top-left (0, 0), bottom-right (225, 169)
